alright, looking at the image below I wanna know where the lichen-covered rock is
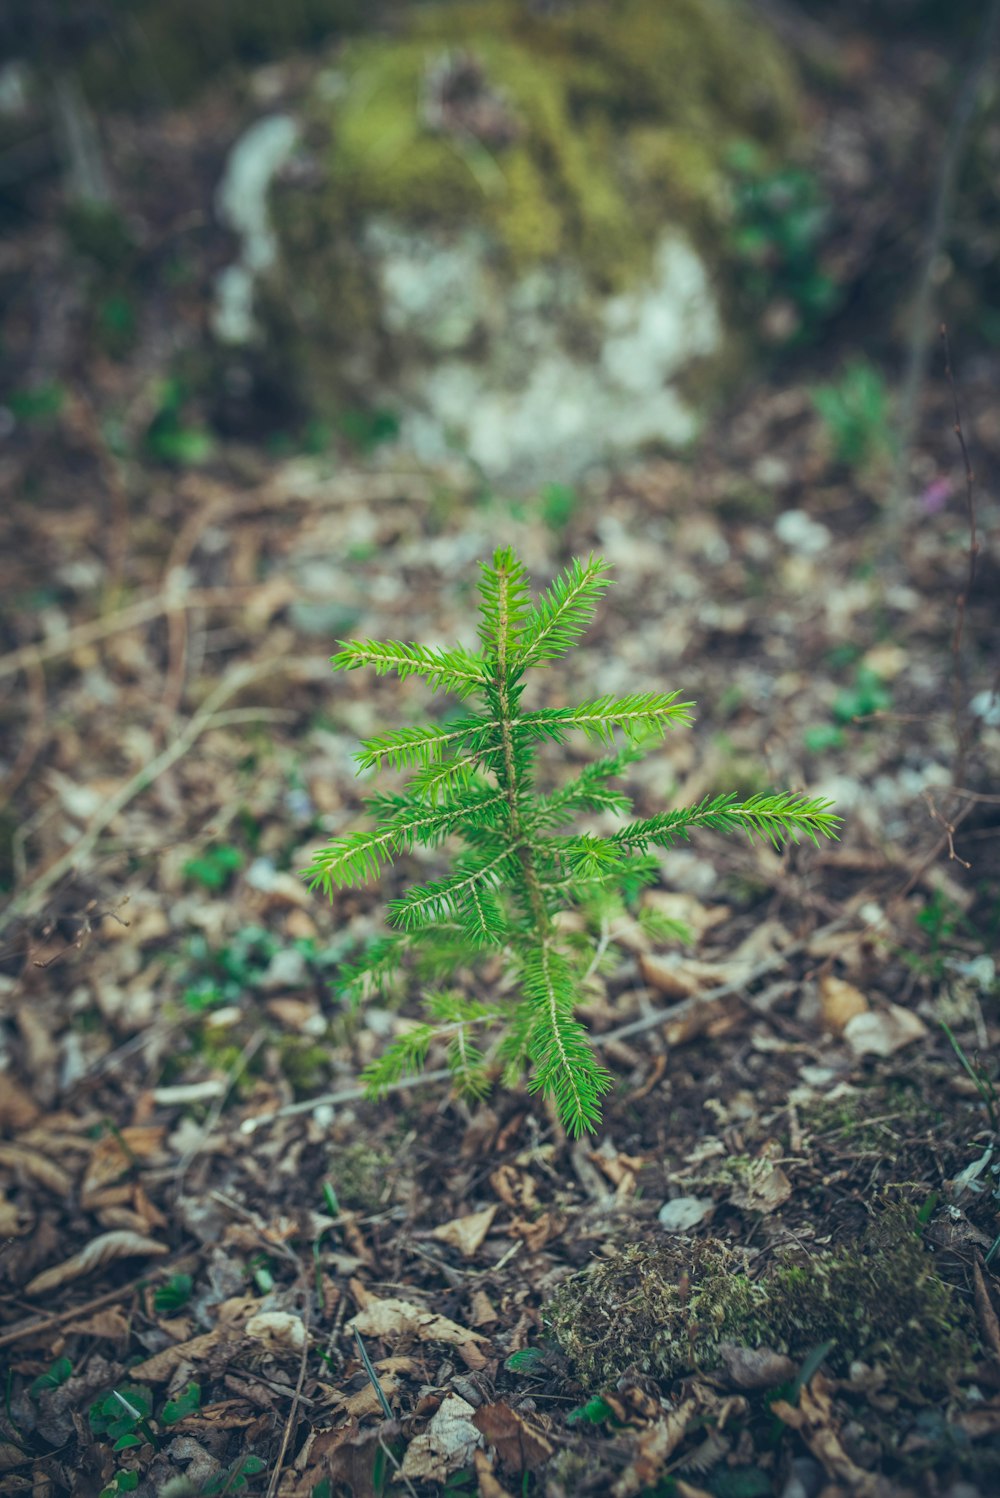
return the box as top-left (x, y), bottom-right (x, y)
top-left (223, 0), bottom-right (803, 486)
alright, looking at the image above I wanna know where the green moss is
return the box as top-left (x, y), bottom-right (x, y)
top-left (275, 1035), bottom-right (332, 1098)
top-left (545, 1239), bottom-right (768, 1386)
top-left (801, 1080), bottom-right (942, 1154)
top-left (264, 0), bottom-right (800, 415)
top-left (326, 1140), bottom-right (394, 1211)
top-left (546, 1210), bottom-right (974, 1401)
top-left (767, 1208), bottom-right (972, 1398)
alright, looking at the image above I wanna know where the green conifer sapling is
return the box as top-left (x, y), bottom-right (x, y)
top-left (305, 548), bottom-right (839, 1134)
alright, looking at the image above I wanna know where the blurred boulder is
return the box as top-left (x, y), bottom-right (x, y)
top-left (218, 0), bottom-right (804, 488)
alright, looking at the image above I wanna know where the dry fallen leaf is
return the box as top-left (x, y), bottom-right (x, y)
top-left (348, 1296), bottom-right (490, 1370)
top-left (399, 1393), bottom-right (481, 1481)
top-left (24, 1229), bottom-right (169, 1296)
top-left (0, 1142), bottom-right (73, 1198)
top-left (0, 1074), bottom-right (40, 1131)
top-left (639, 952), bottom-right (731, 999)
top-left (717, 1342), bottom-right (795, 1391)
top-left (844, 1002), bottom-right (928, 1058)
top-left (245, 1311), bottom-right (307, 1352)
top-left (727, 1157), bottom-right (793, 1215)
top-left (819, 974), bottom-right (869, 1034)
top-left (473, 1448), bottom-right (514, 1498)
top-left (431, 1204), bottom-right (497, 1257)
top-left (611, 1399), bottom-right (697, 1497)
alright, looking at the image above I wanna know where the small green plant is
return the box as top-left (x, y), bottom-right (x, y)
top-left (146, 377), bottom-right (214, 466)
top-left (29, 1357), bottom-right (73, 1398)
top-left (153, 1272), bottom-right (194, 1314)
top-left (89, 1386), bottom-right (155, 1448)
top-left (162, 1381), bottom-right (202, 1425)
top-left (726, 142), bottom-right (838, 342)
top-left (182, 843), bottom-right (244, 892)
top-left (305, 548), bottom-right (839, 1134)
top-left (811, 360), bottom-right (892, 470)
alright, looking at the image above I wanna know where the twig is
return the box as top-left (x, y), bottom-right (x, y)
top-left (0, 1259), bottom-right (181, 1349)
top-left (941, 326), bottom-right (981, 793)
top-left (0, 651), bottom-right (47, 805)
top-left (594, 917), bottom-right (849, 1046)
top-left (240, 1068), bottom-right (454, 1135)
top-left (0, 585), bottom-right (273, 681)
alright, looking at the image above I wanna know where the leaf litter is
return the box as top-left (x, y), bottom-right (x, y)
top-left (2, 22), bottom-right (1000, 1498)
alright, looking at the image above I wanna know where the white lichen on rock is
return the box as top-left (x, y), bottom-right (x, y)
top-left (213, 113), bottom-right (299, 345)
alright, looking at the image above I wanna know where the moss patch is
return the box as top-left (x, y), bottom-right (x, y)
top-left (545, 1238), bottom-right (769, 1387)
top-left (546, 1208), bottom-right (974, 1400)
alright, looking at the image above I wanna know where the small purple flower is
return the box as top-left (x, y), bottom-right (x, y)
top-left (920, 476), bottom-right (953, 514)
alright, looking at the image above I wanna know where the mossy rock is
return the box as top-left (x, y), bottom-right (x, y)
top-left (219, 0), bottom-right (804, 486)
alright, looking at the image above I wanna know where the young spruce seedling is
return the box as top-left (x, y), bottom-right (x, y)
top-left (305, 548), bottom-right (839, 1134)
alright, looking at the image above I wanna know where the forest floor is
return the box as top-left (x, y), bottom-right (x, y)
top-left (2, 16), bottom-right (1000, 1498)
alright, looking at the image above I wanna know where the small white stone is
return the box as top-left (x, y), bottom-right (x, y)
top-left (657, 1196), bottom-right (714, 1231)
top-left (774, 509), bottom-right (832, 557)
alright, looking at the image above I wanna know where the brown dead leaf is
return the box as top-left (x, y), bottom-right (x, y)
top-left (507, 1211), bottom-right (564, 1252)
top-left (473, 1448), bottom-right (514, 1498)
top-left (292, 1420), bottom-right (387, 1498)
top-left (727, 1157), bottom-right (793, 1215)
top-left (662, 992), bottom-right (745, 1047)
top-left (24, 1230), bottom-right (170, 1295)
top-left (468, 1289), bottom-right (499, 1327)
top-left (245, 1311), bottom-right (307, 1352)
top-left (639, 952), bottom-right (730, 999)
top-left (64, 1306), bottom-right (132, 1343)
top-left (431, 1204), bottom-right (497, 1257)
top-left (472, 1401), bottom-right (554, 1471)
top-left (717, 1342), bottom-right (795, 1390)
top-left (348, 1295), bottom-right (490, 1370)
top-left (490, 1164), bottom-right (537, 1212)
top-left (0, 1143), bottom-right (73, 1198)
top-left (611, 1399), bottom-right (698, 1498)
top-left (0, 1075), bottom-right (40, 1132)
top-left (819, 975), bottom-right (869, 1035)
top-left (326, 1357), bottom-right (414, 1419)
top-left (82, 1126), bottom-right (167, 1202)
top-left (131, 1331), bottom-right (224, 1382)
top-left (771, 1376), bottom-right (880, 1495)
top-left (973, 1256), bottom-right (1000, 1359)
